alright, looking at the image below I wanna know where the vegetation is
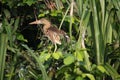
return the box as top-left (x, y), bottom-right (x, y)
top-left (0, 0), bottom-right (120, 80)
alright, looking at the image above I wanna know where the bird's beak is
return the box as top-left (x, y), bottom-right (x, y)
top-left (29, 20), bottom-right (42, 24)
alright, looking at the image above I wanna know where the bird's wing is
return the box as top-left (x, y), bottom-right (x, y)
top-left (46, 29), bottom-right (61, 45)
top-left (48, 26), bottom-right (70, 43)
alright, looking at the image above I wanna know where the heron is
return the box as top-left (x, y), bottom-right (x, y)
top-left (29, 18), bottom-right (69, 52)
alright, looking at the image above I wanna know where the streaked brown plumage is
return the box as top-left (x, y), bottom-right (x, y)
top-left (29, 18), bottom-right (69, 52)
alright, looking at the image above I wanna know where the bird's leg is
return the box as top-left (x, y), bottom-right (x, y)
top-left (54, 43), bottom-right (57, 53)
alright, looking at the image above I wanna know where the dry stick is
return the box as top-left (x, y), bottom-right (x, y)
top-left (33, 7), bottom-right (38, 21)
top-left (33, 8), bottom-right (41, 39)
top-left (44, 0), bottom-right (48, 8)
top-left (44, 0), bottom-right (51, 9)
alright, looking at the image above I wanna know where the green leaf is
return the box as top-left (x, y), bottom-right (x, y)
top-left (82, 73), bottom-right (95, 80)
top-left (65, 16), bottom-right (75, 23)
top-left (23, 0), bottom-right (36, 6)
top-left (50, 10), bottom-right (62, 16)
top-left (45, 54), bottom-right (51, 61)
top-left (52, 51), bottom-right (62, 60)
top-left (104, 63), bottom-right (120, 79)
top-left (50, 11), bottom-right (58, 16)
top-left (74, 51), bottom-right (84, 61)
top-left (38, 14), bottom-right (45, 17)
top-left (97, 65), bottom-right (109, 75)
top-left (10, 18), bottom-right (14, 25)
top-left (63, 55), bottom-right (75, 65)
top-left (86, 74), bottom-right (95, 80)
top-left (3, 9), bottom-right (11, 18)
top-left (75, 76), bottom-right (83, 80)
top-left (62, 0), bottom-right (66, 3)
top-left (39, 53), bottom-right (46, 63)
top-left (12, 17), bottom-right (20, 34)
top-left (3, 18), bottom-right (13, 46)
top-left (17, 33), bottom-right (28, 42)
top-left (38, 10), bottom-right (49, 18)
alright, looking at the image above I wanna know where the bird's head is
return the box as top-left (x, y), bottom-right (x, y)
top-left (29, 18), bottom-right (51, 25)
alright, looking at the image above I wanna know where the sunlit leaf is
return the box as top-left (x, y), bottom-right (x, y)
top-left (38, 14), bottom-right (45, 17)
top-left (52, 51), bottom-right (62, 60)
top-left (74, 51), bottom-right (84, 61)
top-left (50, 10), bottom-right (62, 16)
top-left (97, 65), bottom-right (109, 75)
top-left (65, 16), bottom-right (75, 23)
top-left (38, 10), bottom-right (49, 18)
top-left (45, 54), bottom-right (51, 61)
top-left (82, 73), bottom-right (95, 80)
top-left (63, 55), bottom-right (75, 65)
top-left (75, 76), bottom-right (83, 80)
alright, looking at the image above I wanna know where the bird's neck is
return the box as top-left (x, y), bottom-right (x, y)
top-left (43, 22), bottom-right (51, 33)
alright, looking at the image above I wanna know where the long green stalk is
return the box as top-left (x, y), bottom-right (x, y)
top-left (59, 5), bottom-right (70, 29)
top-left (69, 0), bottom-right (74, 40)
top-left (76, 0), bottom-right (91, 71)
top-left (0, 33), bottom-right (8, 80)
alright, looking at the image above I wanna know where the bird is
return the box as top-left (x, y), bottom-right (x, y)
top-left (29, 18), bottom-right (69, 52)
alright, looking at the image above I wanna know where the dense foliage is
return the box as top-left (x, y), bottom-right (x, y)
top-left (0, 0), bottom-right (120, 80)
